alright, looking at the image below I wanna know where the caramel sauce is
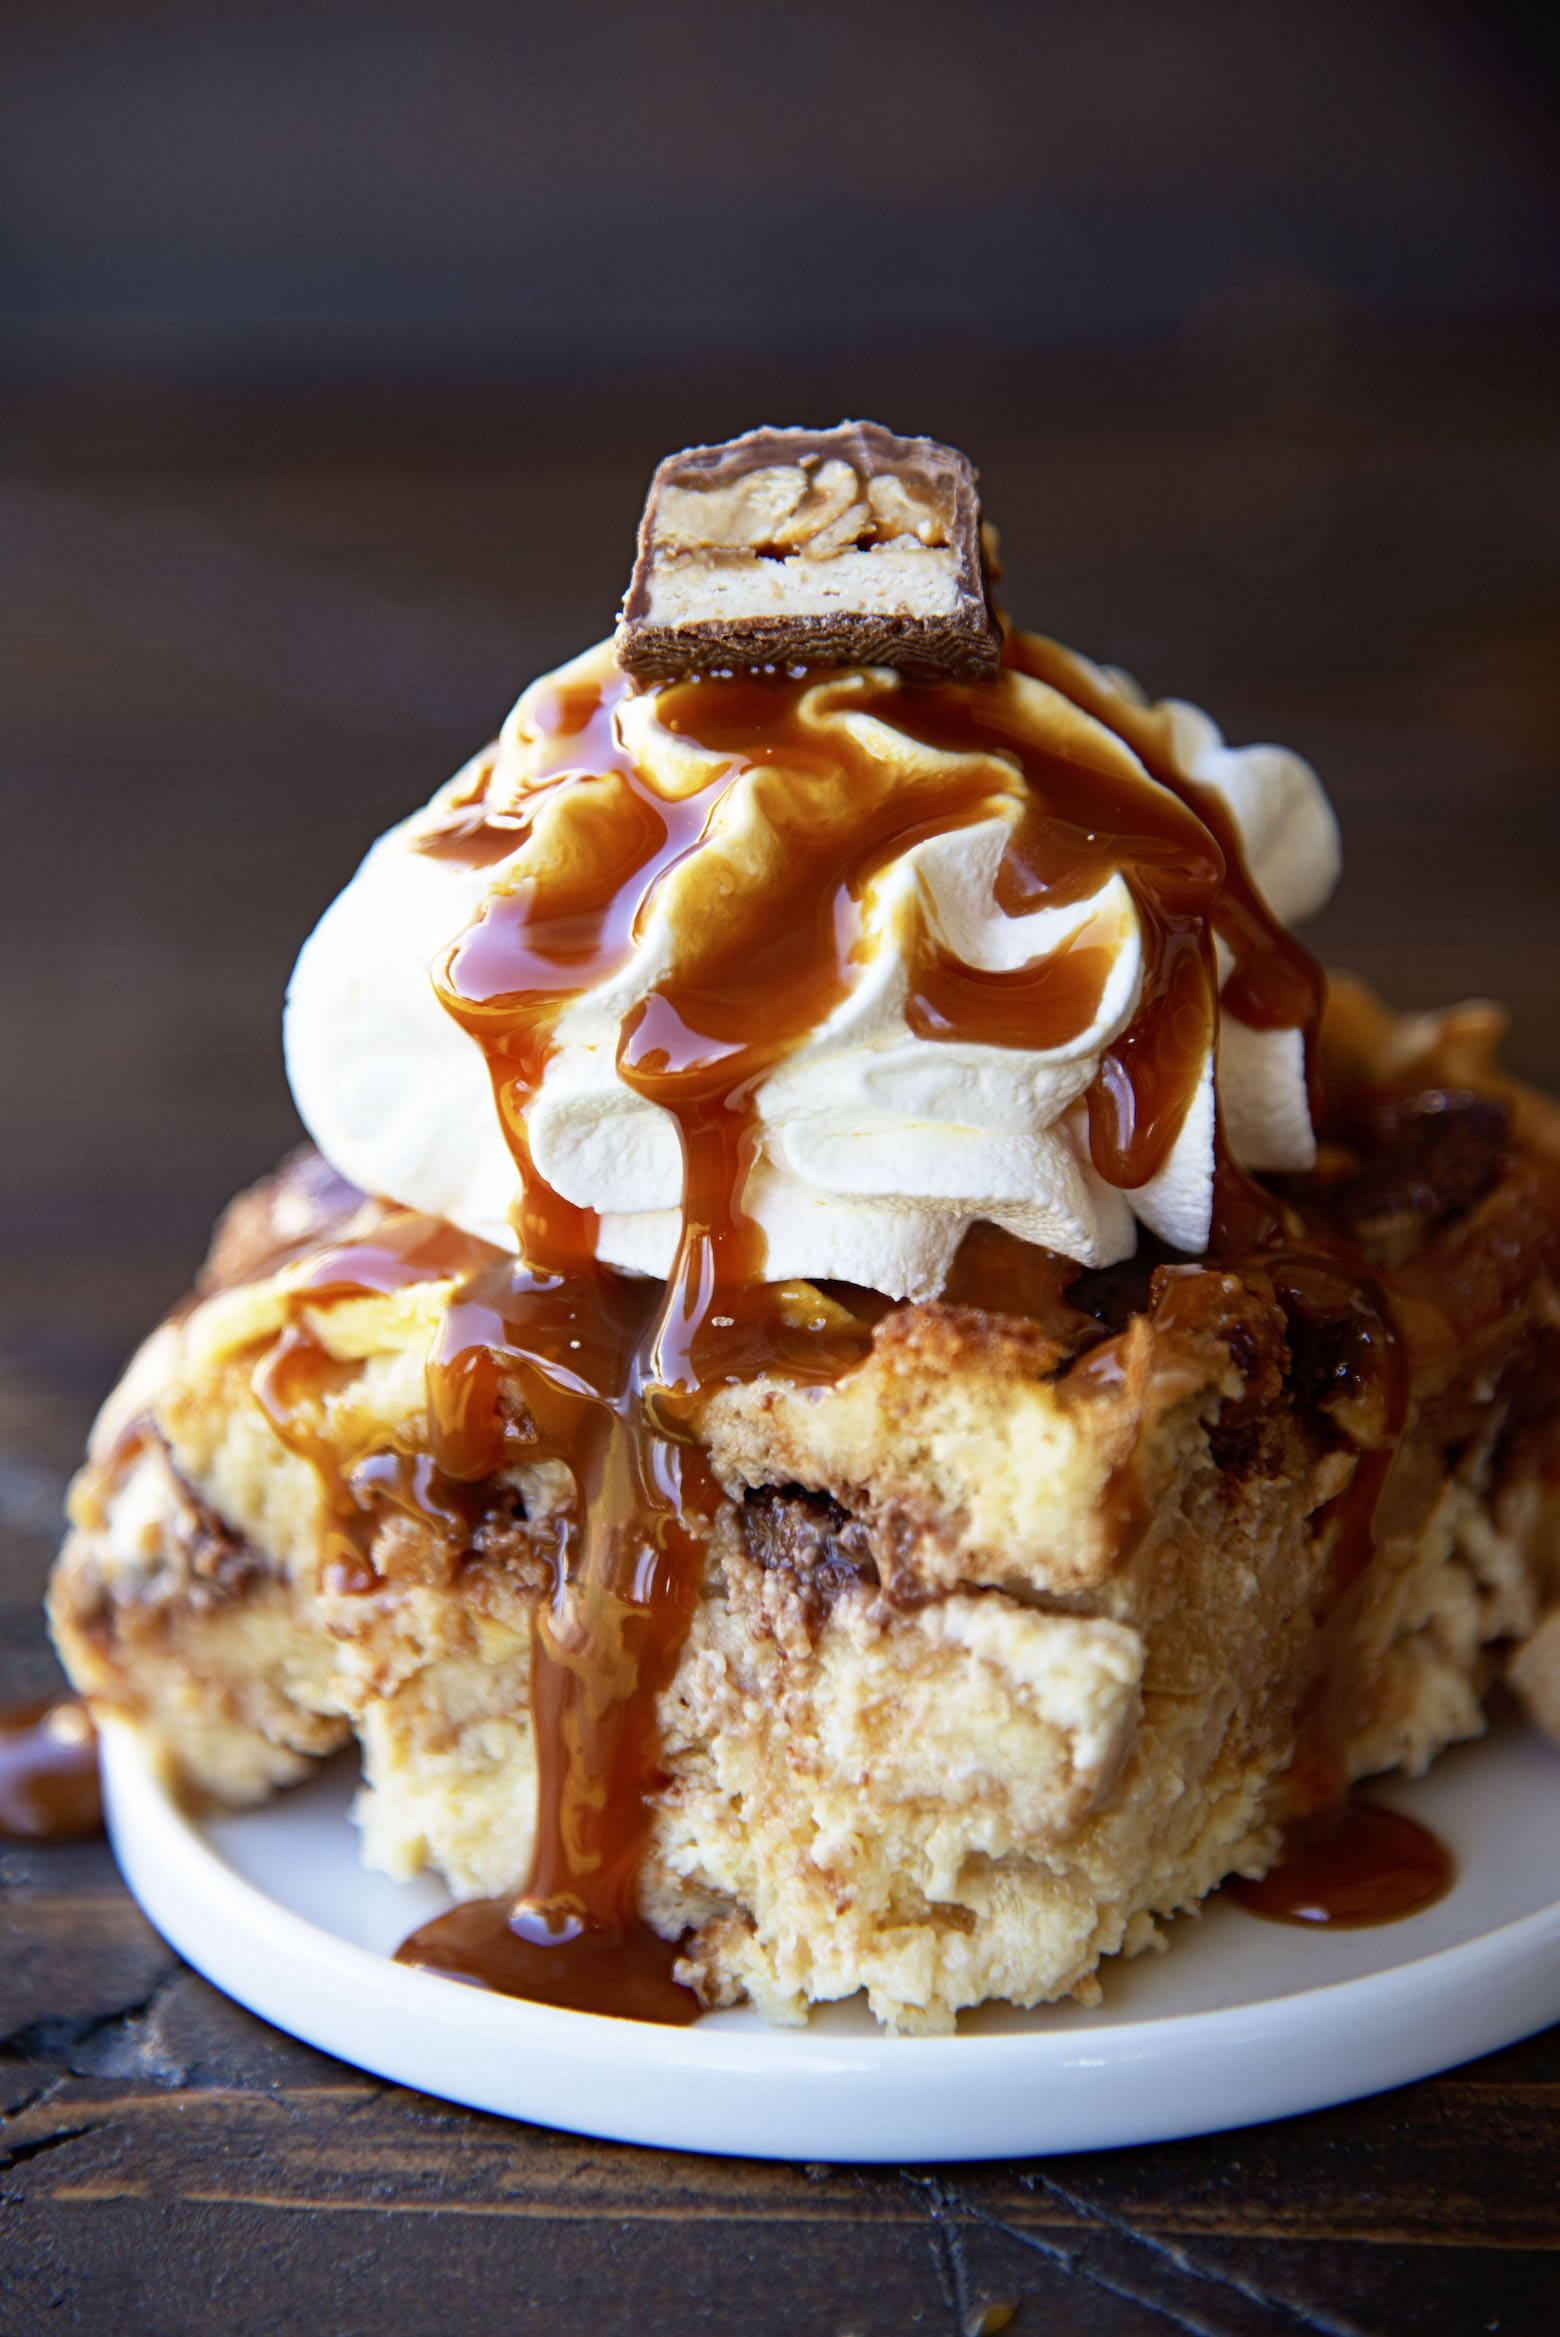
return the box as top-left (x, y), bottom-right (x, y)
top-left (388, 638), bottom-right (1351, 2015)
top-left (265, 626), bottom-right (1456, 2016)
top-left (418, 677), bottom-right (634, 874)
top-left (906, 938), bottom-right (1115, 1051)
top-left (1004, 636), bottom-right (1324, 1042)
top-left (397, 1239), bottom-right (884, 2012)
top-left (249, 1208), bottom-right (506, 1597)
top-left (0, 1694), bottom-right (102, 1841)
top-left (426, 1255), bottom-right (710, 1985)
top-left (395, 1892), bottom-right (699, 2022)
top-left (941, 1221), bottom-right (1104, 1345)
top-left (292, 1215), bottom-right (498, 1300)
top-left (1004, 633), bottom-right (1326, 1232)
top-left (1229, 1803), bottom-right (1452, 1927)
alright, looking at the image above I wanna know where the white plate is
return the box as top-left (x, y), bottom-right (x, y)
top-left (100, 1710), bottom-right (1560, 2162)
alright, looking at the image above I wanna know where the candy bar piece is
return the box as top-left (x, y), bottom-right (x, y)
top-left (616, 421), bottom-right (1002, 683)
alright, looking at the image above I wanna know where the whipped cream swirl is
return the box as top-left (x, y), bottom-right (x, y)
top-left (285, 639), bottom-right (1339, 1299)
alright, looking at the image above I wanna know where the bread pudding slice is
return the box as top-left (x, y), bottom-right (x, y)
top-left (48, 981), bottom-right (1560, 2033)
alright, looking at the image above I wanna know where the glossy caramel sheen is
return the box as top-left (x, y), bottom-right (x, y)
top-left (395, 1890), bottom-right (701, 2024)
top-left (249, 1208), bottom-right (506, 1596)
top-left (398, 1250), bottom-right (887, 2013)
top-left (1229, 1803), bottom-right (1452, 1927)
top-left (433, 646), bottom-right (1314, 1211)
top-left (0, 1694), bottom-right (102, 1841)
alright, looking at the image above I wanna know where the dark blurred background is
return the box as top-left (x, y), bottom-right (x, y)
top-left (3, 0), bottom-right (1559, 1671)
top-left (4, 1), bottom-right (1558, 382)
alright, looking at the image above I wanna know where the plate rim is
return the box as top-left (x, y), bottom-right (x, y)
top-left (99, 1717), bottom-right (1560, 2160)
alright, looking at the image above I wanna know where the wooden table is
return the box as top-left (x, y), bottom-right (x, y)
top-left (4, 342), bottom-right (1559, 2332)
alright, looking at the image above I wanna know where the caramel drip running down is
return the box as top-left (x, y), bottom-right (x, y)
top-left (425, 642), bottom-right (1321, 1217)
top-left (0, 1694), bottom-right (102, 1841)
top-left (1001, 632), bottom-right (1326, 1244)
top-left (389, 634), bottom-right (1365, 2017)
top-left (251, 1209), bottom-right (506, 1597)
top-left (403, 1258), bottom-right (707, 2019)
top-left (399, 1152), bottom-right (883, 2015)
top-left (1229, 1803), bottom-right (1452, 1927)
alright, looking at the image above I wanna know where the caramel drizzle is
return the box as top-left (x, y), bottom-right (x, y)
top-left (0, 1694), bottom-right (102, 1842)
top-left (249, 1209), bottom-right (505, 1597)
top-left (430, 641), bottom-right (1317, 1218)
top-left (1230, 1802), bottom-right (1451, 1928)
top-left (417, 1257), bottom-right (710, 2016)
top-left (388, 635), bottom-right (1338, 2013)
top-left (1002, 632), bottom-right (1325, 1239)
top-left (233, 635), bottom-right (1436, 2010)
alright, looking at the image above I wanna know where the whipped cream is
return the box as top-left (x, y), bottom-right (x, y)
top-left (284, 640), bottom-right (1339, 1299)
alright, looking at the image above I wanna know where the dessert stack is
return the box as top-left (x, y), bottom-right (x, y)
top-left (50, 425), bottom-right (1560, 2031)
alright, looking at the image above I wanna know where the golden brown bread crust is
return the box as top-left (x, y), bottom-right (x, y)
top-left (47, 980), bottom-right (1560, 2028)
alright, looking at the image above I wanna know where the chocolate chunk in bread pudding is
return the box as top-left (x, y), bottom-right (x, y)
top-left (616, 421), bottom-right (1002, 683)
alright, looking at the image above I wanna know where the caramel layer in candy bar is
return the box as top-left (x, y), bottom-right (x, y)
top-left (616, 421), bottom-right (1002, 684)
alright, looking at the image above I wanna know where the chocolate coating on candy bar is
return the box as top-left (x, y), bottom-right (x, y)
top-left (616, 421), bottom-right (1002, 683)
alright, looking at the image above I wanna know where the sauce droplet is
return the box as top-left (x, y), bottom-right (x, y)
top-left (0, 1694), bottom-right (103, 1842)
top-left (394, 1897), bottom-right (700, 2024)
top-left (1229, 1802), bottom-right (1452, 1928)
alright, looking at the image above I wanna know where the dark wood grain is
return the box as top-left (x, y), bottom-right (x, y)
top-left (3, 340), bottom-right (1559, 2334)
